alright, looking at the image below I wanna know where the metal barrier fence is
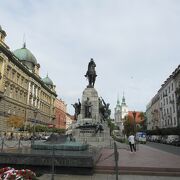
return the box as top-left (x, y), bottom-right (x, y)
top-left (0, 138), bottom-right (32, 152)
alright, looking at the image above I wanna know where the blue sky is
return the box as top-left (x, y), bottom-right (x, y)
top-left (0, 0), bottom-right (180, 116)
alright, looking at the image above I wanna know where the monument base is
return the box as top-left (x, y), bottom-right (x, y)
top-left (0, 145), bottom-right (101, 175)
top-left (77, 118), bottom-right (97, 125)
top-left (32, 141), bottom-right (88, 151)
top-left (73, 122), bottom-right (112, 147)
top-left (78, 87), bottom-right (100, 123)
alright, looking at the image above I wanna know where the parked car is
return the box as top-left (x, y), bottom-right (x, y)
top-left (171, 139), bottom-right (180, 146)
top-left (161, 136), bottom-right (168, 144)
top-left (150, 135), bottom-right (162, 143)
top-left (151, 135), bottom-right (158, 142)
top-left (154, 135), bottom-right (162, 143)
top-left (148, 135), bottom-right (154, 142)
top-left (41, 135), bottom-right (50, 140)
top-left (146, 135), bottom-right (151, 141)
top-left (166, 135), bottom-right (180, 145)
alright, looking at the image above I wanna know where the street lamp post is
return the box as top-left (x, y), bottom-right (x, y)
top-left (33, 108), bottom-right (38, 137)
top-left (132, 111), bottom-right (136, 134)
top-left (0, 94), bottom-right (4, 136)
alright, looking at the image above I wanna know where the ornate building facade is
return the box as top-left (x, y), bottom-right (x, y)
top-left (0, 26), bottom-right (57, 132)
top-left (55, 98), bottom-right (67, 129)
top-left (146, 64), bottom-right (180, 130)
top-left (65, 113), bottom-right (75, 129)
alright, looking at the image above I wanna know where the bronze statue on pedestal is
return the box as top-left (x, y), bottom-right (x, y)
top-left (85, 58), bottom-right (97, 87)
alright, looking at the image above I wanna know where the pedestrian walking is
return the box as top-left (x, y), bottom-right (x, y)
top-left (128, 134), bottom-right (136, 152)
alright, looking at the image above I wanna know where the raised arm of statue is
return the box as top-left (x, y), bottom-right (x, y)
top-left (101, 97), bottom-right (106, 106)
top-left (78, 98), bottom-right (81, 105)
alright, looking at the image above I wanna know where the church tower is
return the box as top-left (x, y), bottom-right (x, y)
top-left (121, 94), bottom-right (128, 119)
top-left (114, 93), bottom-right (128, 134)
top-left (114, 96), bottom-right (121, 124)
top-left (114, 95), bottom-right (123, 133)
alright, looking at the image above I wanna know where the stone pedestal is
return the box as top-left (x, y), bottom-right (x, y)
top-left (73, 87), bottom-right (111, 146)
top-left (77, 87), bottom-right (100, 125)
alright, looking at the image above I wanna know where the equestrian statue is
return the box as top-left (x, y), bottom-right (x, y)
top-left (85, 58), bottom-right (97, 87)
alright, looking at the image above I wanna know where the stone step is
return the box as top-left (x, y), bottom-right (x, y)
top-left (95, 169), bottom-right (180, 176)
top-left (95, 166), bottom-right (180, 176)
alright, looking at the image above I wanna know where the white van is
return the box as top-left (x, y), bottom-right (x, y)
top-left (136, 132), bottom-right (146, 144)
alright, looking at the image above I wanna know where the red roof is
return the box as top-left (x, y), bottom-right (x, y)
top-left (128, 111), bottom-right (144, 124)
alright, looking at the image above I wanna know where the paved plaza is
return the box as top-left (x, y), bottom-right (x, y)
top-left (1, 139), bottom-right (180, 178)
top-left (38, 142), bottom-right (180, 179)
top-left (38, 174), bottom-right (180, 180)
top-left (96, 142), bottom-right (180, 175)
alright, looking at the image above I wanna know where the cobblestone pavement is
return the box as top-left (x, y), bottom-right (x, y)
top-left (96, 143), bottom-right (180, 172)
top-left (38, 174), bottom-right (180, 180)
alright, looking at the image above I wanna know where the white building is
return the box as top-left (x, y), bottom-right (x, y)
top-left (114, 95), bottom-right (128, 133)
top-left (158, 76), bottom-right (177, 129)
top-left (146, 64), bottom-right (180, 130)
top-left (146, 94), bottom-right (160, 130)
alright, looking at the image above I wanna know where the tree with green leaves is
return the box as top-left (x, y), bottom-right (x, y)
top-left (7, 115), bottom-right (24, 129)
top-left (138, 112), bottom-right (147, 131)
top-left (123, 116), bottom-right (135, 136)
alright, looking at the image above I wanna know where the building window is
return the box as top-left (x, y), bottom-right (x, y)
top-left (12, 70), bottom-right (16, 80)
top-left (173, 104), bottom-right (175, 113)
top-left (6, 66), bottom-right (10, 78)
top-left (163, 109), bottom-right (165, 116)
top-left (174, 117), bottom-right (176, 126)
top-left (17, 73), bottom-right (20, 84)
top-left (8, 109), bottom-right (11, 115)
top-left (10, 86), bottom-right (13, 98)
top-left (21, 77), bottom-right (24, 87)
top-left (170, 107), bottom-right (172, 114)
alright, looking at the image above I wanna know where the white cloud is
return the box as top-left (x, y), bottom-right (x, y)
top-left (0, 0), bottom-right (180, 115)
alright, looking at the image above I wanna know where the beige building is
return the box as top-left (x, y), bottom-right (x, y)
top-left (146, 94), bottom-right (160, 130)
top-left (65, 113), bottom-right (74, 129)
top-left (0, 26), bottom-right (57, 132)
top-left (146, 64), bottom-right (180, 130)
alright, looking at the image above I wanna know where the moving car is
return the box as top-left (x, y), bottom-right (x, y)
top-left (136, 132), bottom-right (146, 144)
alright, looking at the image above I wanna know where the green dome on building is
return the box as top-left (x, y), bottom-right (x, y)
top-left (0, 25), bottom-right (7, 37)
top-left (13, 43), bottom-right (37, 69)
top-left (42, 74), bottom-right (53, 86)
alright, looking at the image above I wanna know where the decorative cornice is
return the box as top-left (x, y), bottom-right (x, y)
top-left (0, 44), bottom-right (57, 97)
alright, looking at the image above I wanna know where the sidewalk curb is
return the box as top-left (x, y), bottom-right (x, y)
top-left (95, 166), bottom-right (180, 176)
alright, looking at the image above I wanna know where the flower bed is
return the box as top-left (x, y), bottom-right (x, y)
top-left (0, 167), bottom-right (37, 180)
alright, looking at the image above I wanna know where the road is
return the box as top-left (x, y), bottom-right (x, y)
top-left (145, 141), bottom-right (180, 156)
